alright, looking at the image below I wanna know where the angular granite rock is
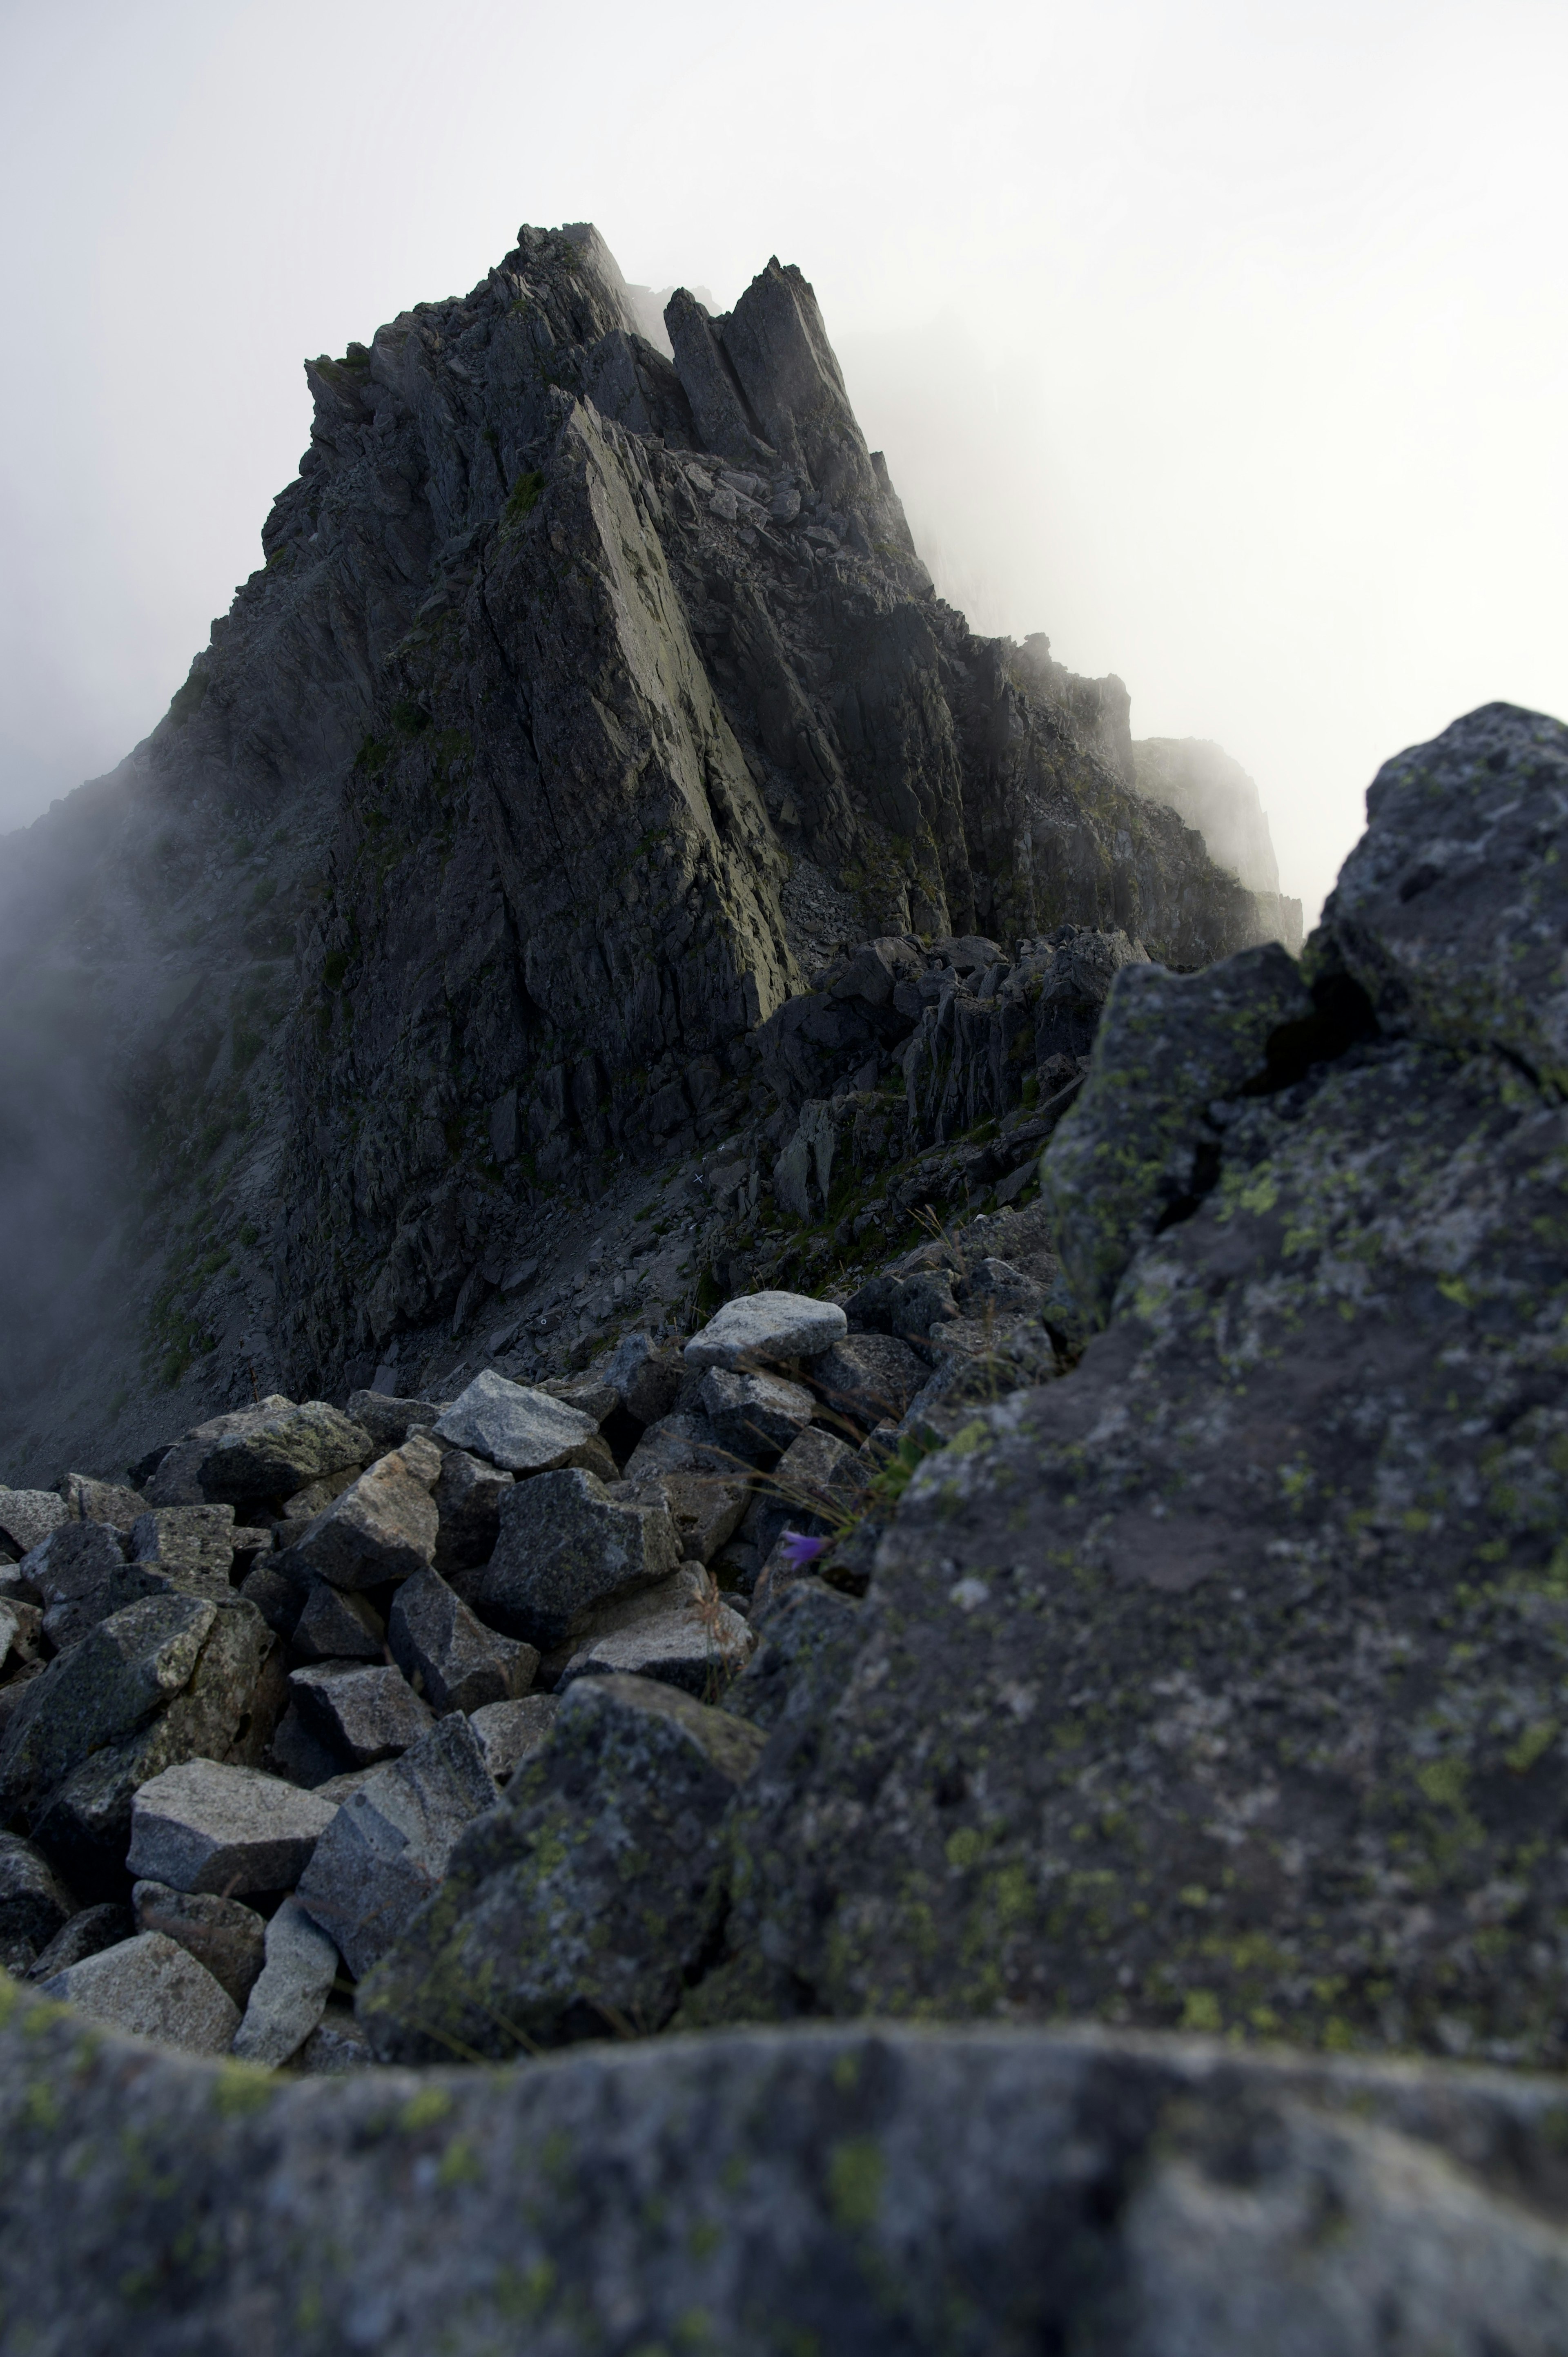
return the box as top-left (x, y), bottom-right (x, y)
top-left (288, 1663), bottom-right (434, 1769)
top-left (1038, 941), bottom-right (1312, 1328)
top-left (344, 1390), bottom-right (439, 1452)
top-left (296, 1713), bottom-right (499, 1980)
top-left (0, 1592), bottom-right (219, 1824)
top-left (810, 1332), bottom-right (927, 1430)
top-left (560, 1567), bottom-right (755, 1697)
top-left (41, 1930), bottom-right (241, 2054)
top-left (127, 1759), bottom-right (339, 1895)
top-left (131, 1881), bottom-right (267, 2007)
top-left (232, 1895), bottom-right (340, 2067)
top-left (196, 1401), bottom-right (372, 1507)
top-left (0, 1487), bottom-right (68, 1558)
top-left (291, 1581), bottom-right (386, 1662)
top-left (357, 1674), bottom-right (764, 2060)
top-left (24, 1901), bottom-right (133, 1982)
top-left (0, 1832), bottom-right (76, 1967)
top-left (388, 1567), bottom-right (537, 1715)
top-left (697, 1367), bottom-right (815, 1462)
top-left (433, 1371), bottom-right (606, 1475)
top-left (467, 1694), bottom-right (559, 1783)
top-left (430, 1449), bottom-right (513, 1575)
top-left (470, 1467), bottom-right (681, 1649)
top-left (683, 1290), bottom-right (847, 1370)
top-left (276, 1447), bottom-right (439, 1591)
top-left (128, 1505), bottom-right (238, 1581)
top-left (60, 1474), bottom-right (146, 1531)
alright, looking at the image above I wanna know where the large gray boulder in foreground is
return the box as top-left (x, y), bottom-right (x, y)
top-left (38, 1931), bottom-right (240, 2054)
top-left (0, 1998), bottom-right (1566, 2352)
top-left (684, 1288), bottom-right (849, 1369)
top-left (126, 1758), bottom-right (338, 1894)
top-left (469, 1465), bottom-right (681, 1648)
top-left (432, 1369), bottom-right (605, 1473)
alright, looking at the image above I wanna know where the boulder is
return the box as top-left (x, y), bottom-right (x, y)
top-left (140, 1398), bottom-right (296, 1506)
top-left (232, 1895), bottom-right (340, 2067)
top-left (127, 1504), bottom-right (238, 1581)
top-left (432, 1370), bottom-right (607, 1475)
top-left (810, 1333), bottom-right (927, 1429)
top-left (196, 1400), bottom-right (373, 1507)
top-left (0, 1594), bottom-right (43, 1675)
top-left (604, 1330), bottom-right (684, 1426)
top-left (430, 1448), bottom-right (513, 1576)
top-left (388, 1567), bottom-right (537, 1715)
top-left (561, 1567), bottom-right (755, 1697)
top-left (0, 1488), bottom-right (68, 1558)
top-left (126, 1759), bottom-right (339, 1895)
top-left (0, 1592), bottom-right (219, 1825)
top-left (469, 1467), bottom-right (681, 1650)
top-left (356, 1674), bottom-right (764, 2061)
top-left (40, 1931), bottom-right (240, 2054)
top-left (467, 1694), bottom-right (559, 1783)
top-left (130, 1881), bottom-right (267, 2007)
top-left (59, 1474), bottom-right (145, 1530)
top-left (291, 1581), bottom-right (386, 1662)
top-left (24, 1901), bottom-right (133, 1982)
top-left (0, 1832), bottom-right (76, 1969)
top-left (683, 1290), bottom-right (847, 1371)
top-left (296, 2007), bottom-right (373, 2073)
top-left (287, 1663), bottom-right (434, 1768)
top-left (344, 1390), bottom-right (439, 1452)
top-left (1038, 941), bottom-right (1312, 1327)
top-left (22, 1518), bottom-right (127, 1623)
top-left (276, 1445), bottom-right (439, 1591)
top-left (238, 1560), bottom-right (304, 1639)
top-left (296, 1713), bottom-right (499, 1980)
top-left (697, 1367), bottom-right (815, 1462)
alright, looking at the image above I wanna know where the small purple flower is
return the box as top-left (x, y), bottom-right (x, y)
top-left (779, 1530), bottom-right (830, 1571)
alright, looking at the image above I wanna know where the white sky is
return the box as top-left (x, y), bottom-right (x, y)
top-left (1, 0), bottom-right (1563, 923)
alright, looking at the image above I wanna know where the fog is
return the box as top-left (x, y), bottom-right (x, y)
top-left (2, 0), bottom-right (1564, 923)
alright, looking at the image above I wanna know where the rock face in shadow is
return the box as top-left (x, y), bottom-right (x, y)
top-left (0, 221), bottom-right (1276, 1486)
top-left (697, 706), bottom-right (1568, 2068)
top-left (1, 1991), bottom-right (1566, 2353)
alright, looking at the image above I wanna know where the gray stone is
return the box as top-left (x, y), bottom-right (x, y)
top-left (277, 1468), bottom-right (359, 1524)
top-left (541, 1376), bottom-right (619, 1424)
top-left (2, 2003), bottom-right (1568, 2349)
top-left (197, 1400), bottom-right (373, 1507)
top-left (238, 1560), bottom-right (304, 1639)
top-left (344, 1389), bottom-right (439, 1452)
top-left (769, 1425), bottom-right (869, 1529)
top-left (388, 1566), bottom-right (537, 1715)
top-left (467, 1694), bottom-right (559, 1783)
top-left (296, 1713), bottom-right (499, 1980)
top-left (296, 2004), bottom-right (373, 2074)
top-left (811, 1332), bottom-right (927, 1429)
top-left (232, 1895), bottom-right (340, 2067)
top-left (277, 1446), bottom-right (439, 1591)
top-left (470, 1467), bottom-right (681, 1650)
top-left (683, 1289), bottom-right (848, 1370)
top-left (131, 1882), bottom-right (267, 2007)
top-left (60, 1474), bottom-right (146, 1530)
top-left (141, 1398), bottom-right (296, 1507)
top-left (1038, 941), bottom-right (1312, 1327)
top-left (561, 1566), bottom-right (755, 1697)
top-left (697, 1366), bottom-right (815, 1461)
top-left (604, 1329), bottom-right (684, 1426)
top-left (0, 1592), bottom-right (219, 1824)
top-left (430, 1447), bottom-right (513, 1576)
top-left (0, 1594), bottom-right (43, 1676)
top-left (0, 1832), bottom-right (76, 1965)
top-left (357, 1674), bottom-right (764, 2060)
top-left (433, 1369), bottom-right (608, 1476)
top-left (128, 1504), bottom-right (238, 1580)
top-left (288, 1663), bottom-right (434, 1768)
top-left (0, 1487), bottom-right (67, 1557)
top-left (41, 1931), bottom-right (240, 2054)
top-left (24, 1902), bottom-right (133, 1982)
top-left (22, 1517), bottom-right (126, 1624)
top-left (263, 1701), bottom-right (345, 1791)
top-left (292, 1580), bottom-right (386, 1662)
top-left (127, 1758), bottom-right (339, 1895)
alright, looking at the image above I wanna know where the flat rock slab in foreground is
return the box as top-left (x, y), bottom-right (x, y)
top-left (2, 1995), bottom-right (1566, 2352)
top-left (684, 1289), bottom-right (849, 1369)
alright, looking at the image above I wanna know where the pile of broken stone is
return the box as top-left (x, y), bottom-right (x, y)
top-left (0, 1283), bottom-right (981, 2068)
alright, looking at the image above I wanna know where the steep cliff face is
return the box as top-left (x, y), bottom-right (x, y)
top-left (0, 222), bottom-right (1278, 1482)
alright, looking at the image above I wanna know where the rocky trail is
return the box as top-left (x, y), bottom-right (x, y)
top-left (0, 218), bottom-right (1564, 2350)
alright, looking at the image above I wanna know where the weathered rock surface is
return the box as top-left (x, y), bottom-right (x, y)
top-left (131, 1880), bottom-right (267, 2006)
top-left (0, 1488), bottom-right (68, 1557)
top-left (196, 1401), bottom-right (372, 1506)
top-left (24, 1900), bottom-right (133, 1982)
top-left (40, 1931), bottom-right (240, 2052)
top-left (288, 1662), bottom-right (434, 1768)
top-left (291, 1578), bottom-right (386, 1661)
top-left (811, 1332), bottom-right (927, 1430)
top-left (466, 1693), bottom-right (559, 1782)
top-left (0, 1831), bottom-right (76, 1969)
top-left (388, 1565), bottom-right (537, 1714)
top-left (128, 1503), bottom-right (238, 1580)
top-left (232, 1893), bottom-right (340, 2067)
top-left (469, 1465), bottom-right (681, 1649)
top-left (4, 1996), bottom-right (1568, 2350)
top-left (685, 1289), bottom-right (848, 1369)
top-left (296, 1713), bottom-right (498, 1980)
top-left (126, 1758), bottom-right (338, 1895)
top-left (432, 1371), bottom-right (605, 1474)
top-left (699, 1365), bottom-right (815, 1461)
top-left (430, 1447), bottom-right (512, 1574)
top-left (344, 1390), bottom-right (438, 1452)
top-left (358, 1673), bottom-right (765, 2059)
top-left (561, 1565), bottom-right (755, 1696)
top-left (275, 1445), bottom-right (439, 1590)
